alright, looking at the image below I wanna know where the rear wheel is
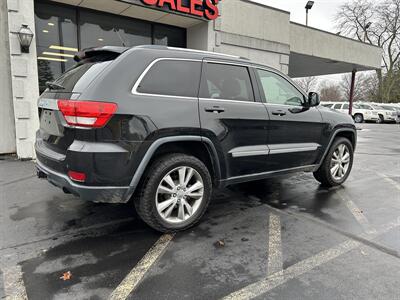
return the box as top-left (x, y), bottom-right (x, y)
top-left (313, 137), bottom-right (354, 187)
top-left (354, 114), bottom-right (363, 123)
top-left (135, 154), bottom-right (212, 232)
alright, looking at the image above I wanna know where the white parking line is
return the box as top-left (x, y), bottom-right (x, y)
top-left (336, 189), bottom-right (377, 235)
top-left (109, 234), bottom-right (174, 300)
top-left (222, 219), bottom-right (400, 300)
top-left (267, 213), bottom-right (283, 276)
top-left (2, 265), bottom-right (28, 300)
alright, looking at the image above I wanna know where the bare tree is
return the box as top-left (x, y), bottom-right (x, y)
top-left (294, 76), bottom-right (318, 94)
top-left (336, 0), bottom-right (400, 102)
top-left (340, 72), bottom-right (378, 101)
top-left (319, 83), bottom-right (343, 102)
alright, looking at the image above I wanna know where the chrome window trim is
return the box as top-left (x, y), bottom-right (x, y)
top-left (199, 97), bottom-right (263, 105)
top-left (131, 57), bottom-right (202, 99)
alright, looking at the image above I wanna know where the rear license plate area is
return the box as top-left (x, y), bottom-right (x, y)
top-left (40, 110), bottom-right (63, 137)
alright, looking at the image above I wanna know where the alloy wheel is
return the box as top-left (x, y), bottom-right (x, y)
top-left (330, 144), bottom-right (351, 181)
top-left (155, 166), bottom-right (204, 224)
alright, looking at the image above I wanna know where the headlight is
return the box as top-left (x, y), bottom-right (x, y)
top-left (386, 112), bottom-right (391, 115)
top-left (365, 111), bottom-right (371, 114)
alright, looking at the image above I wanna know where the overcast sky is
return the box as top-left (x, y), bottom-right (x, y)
top-left (252, 0), bottom-right (365, 83)
top-left (253, 0), bottom-right (348, 33)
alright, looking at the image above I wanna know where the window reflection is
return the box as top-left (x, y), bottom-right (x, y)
top-left (35, 2), bottom-right (78, 92)
top-left (35, 2), bottom-right (186, 93)
top-left (79, 11), bottom-right (151, 49)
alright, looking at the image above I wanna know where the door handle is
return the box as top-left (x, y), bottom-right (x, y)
top-left (205, 106), bottom-right (225, 113)
top-left (271, 110), bottom-right (286, 116)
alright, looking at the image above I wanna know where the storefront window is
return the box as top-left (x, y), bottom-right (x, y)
top-left (79, 11), bottom-right (151, 49)
top-left (35, 2), bottom-right (78, 92)
top-left (34, 2), bottom-right (186, 93)
top-left (154, 25), bottom-right (186, 47)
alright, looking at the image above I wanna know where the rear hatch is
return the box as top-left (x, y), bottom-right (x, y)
top-left (36, 47), bottom-right (127, 166)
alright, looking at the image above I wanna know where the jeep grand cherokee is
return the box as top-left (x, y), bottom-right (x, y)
top-left (36, 45), bottom-right (356, 232)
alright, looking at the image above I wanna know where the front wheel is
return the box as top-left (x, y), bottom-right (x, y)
top-left (135, 154), bottom-right (212, 232)
top-left (377, 114), bottom-right (384, 123)
top-left (354, 114), bottom-right (364, 123)
top-left (313, 137), bottom-right (354, 187)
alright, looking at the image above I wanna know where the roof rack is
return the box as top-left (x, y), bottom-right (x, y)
top-left (135, 45), bottom-right (249, 60)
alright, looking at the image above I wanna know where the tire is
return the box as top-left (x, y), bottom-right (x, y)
top-left (313, 137), bottom-right (354, 187)
top-left (135, 153), bottom-right (212, 232)
top-left (377, 114), bottom-right (384, 123)
top-left (354, 114), bottom-right (363, 123)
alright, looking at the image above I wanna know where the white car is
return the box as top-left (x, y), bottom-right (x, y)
top-left (359, 103), bottom-right (398, 123)
top-left (321, 101), bottom-right (379, 123)
top-left (378, 104), bottom-right (400, 123)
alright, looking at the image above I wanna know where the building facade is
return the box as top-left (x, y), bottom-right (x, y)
top-left (1, 0), bottom-right (382, 158)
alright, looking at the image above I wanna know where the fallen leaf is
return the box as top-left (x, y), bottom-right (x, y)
top-left (60, 271), bottom-right (72, 281)
top-left (214, 239), bottom-right (225, 248)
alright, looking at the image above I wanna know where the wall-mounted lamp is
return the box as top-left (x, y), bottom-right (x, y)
top-left (17, 24), bottom-right (34, 53)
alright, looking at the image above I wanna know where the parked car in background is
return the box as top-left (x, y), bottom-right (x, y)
top-left (358, 103), bottom-right (398, 123)
top-left (379, 104), bottom-right (400, 122)
top-left (321, 101), bottom-right (379, 123)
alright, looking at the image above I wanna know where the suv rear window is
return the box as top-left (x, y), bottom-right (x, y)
top-left (50, 61), bottom-right (112, 92)
top-left (137, 60), bottom-right (201, 98)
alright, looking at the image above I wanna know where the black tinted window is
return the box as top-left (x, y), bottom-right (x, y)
top-left (137, 60), bottom-right (201, 97)
top-left (333, 103), bottom-right (342, 109)
top-left (200, 63), bottom-right (254, 102)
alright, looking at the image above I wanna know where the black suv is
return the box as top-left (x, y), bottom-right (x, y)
top-left (36, 45), bottom-right (356, 232)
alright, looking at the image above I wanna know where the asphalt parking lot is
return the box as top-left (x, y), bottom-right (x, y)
top-left (1, 123), bottom-right (399, 300)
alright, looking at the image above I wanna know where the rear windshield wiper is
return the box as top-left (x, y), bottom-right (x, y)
top-left (46, 81), bottom-right (65, 90)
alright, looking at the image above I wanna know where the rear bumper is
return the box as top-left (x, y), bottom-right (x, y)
top-left (36, 160), bottom-right (130, 203)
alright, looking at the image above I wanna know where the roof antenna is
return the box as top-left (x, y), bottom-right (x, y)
top-left (113, 28), bottom-right (127, 47)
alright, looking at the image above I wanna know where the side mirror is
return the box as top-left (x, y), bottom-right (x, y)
top-left (308, 92), bottom-right (320, 107)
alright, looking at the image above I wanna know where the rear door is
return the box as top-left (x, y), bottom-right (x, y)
top-left (198, 60), bottom-right (270, 179)
top-left (255, 68), bottom-right (324, 171)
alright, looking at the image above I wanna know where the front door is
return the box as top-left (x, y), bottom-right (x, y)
top-left (198, 61), bottom-right (270, 179)
top-left (255, 69), bottom-right (324, 171)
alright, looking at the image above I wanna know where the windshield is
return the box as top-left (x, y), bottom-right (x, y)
top-left (359, 104), bottom-right (373, 110)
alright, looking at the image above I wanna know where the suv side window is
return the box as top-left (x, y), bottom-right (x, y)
top-left (137, 60), bottom-right (201, 97)
top-left (256, 69), bottom-right (305, 106)
top-left (333, 103), bottom-right (342, 109)
top-left (343, 104), bottom-right (349, 109)
top-left (200, 63), bottom-right (254, 102)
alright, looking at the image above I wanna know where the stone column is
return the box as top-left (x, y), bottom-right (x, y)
top-left (7, 0), bottom-right (40, 159)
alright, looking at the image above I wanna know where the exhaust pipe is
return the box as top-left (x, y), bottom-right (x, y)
top-left (37, 170), bottom-right (47, 179)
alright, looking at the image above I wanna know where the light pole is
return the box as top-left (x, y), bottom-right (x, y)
top-left (363, 22), bottom-right (372, 42)
top-left (305, 1), bottom-right (314, 26)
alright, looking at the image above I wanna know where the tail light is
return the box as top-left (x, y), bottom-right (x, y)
top-left (57, 100), bottom-right (117, 128)
top-left (68, 170), bottom-right (86, 182)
